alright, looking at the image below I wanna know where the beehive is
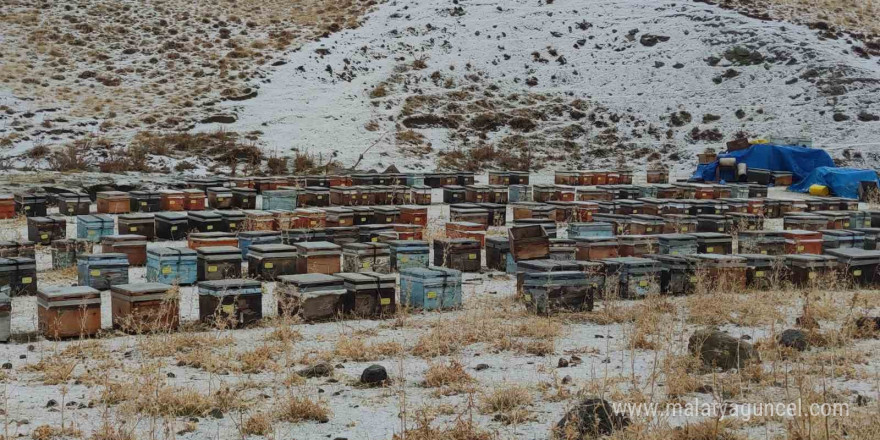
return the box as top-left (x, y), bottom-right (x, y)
top-left (101, 235), bottom-right (148, 266)
top-left (336, 271), bottom-right (397, 317)
top-left (129, 191), bottom-right (161, 213)
top-left (96, 191), bottom-right (131, 214)
top-left (343, 242), bottom-right (391, 273)
top-left (37, 286), bottom-right (101, 339)
top-left (294, 241), bottom-right (342, 275)
top-left (159, 190), bottom-right (185, 211)
top-left (276, 274), bottom-right (346, 320)
top-left (196, 246), bottom-right (242, 281)
top-left (155, 212), bottom-right (189, 240)
top-left (399, 267), bottom-right (462, 310)
top-left (198, 279), bottom-right (263, 327)
top-left (77, 214), bottom-right (115, 242)
top-left (248, 244), bottom-right (298, 280)
top-left (0, 257), bottom-right (37, 296)
top-left (118, 213), bottom-right (156, 240)
top-left (146, 248), bottom-right (197, 285)
top-left (27, 216), bottom-right (66, 245)
top-left (77, 253), bottom-right (129, 290)
top-left (57, 193), bottom-right (91, 216)
top-left (232, 187), bottom-right (258, 210)
top-left (111, 282), bottom-right (179, 333)
top-left (433, 238), bottom-right (481, 272)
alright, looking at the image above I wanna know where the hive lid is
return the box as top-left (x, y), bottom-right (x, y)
top-left (294, 241), bottom-right (341, 251)
top-left (155, 212), bottom-right (188, 221)
top-left (119, 213), bottom-right (156, 221)
top-left (78, 214), bottom-right (115, 223)
top-left (111, 282), bottom-right (172, 295)
top-left (278, 273), bottom-right (343, 286)
top-left (239, 231), bottom-right (282, 238)
top-left (250, 244), bottom-right (298, 253)
top-left (197, 246), bottom-right (242, 256)
top-left (189, 211), bottom-right (222, 220)
top-left (824, 248), bottom-right (880, 259)
top-left (400, 266), bottom-right (462, 278)
top-left (38, 285), bottom-right (100, 299)
top-left (148, 247), bottom-right (198, 257)
top-left (97, 191), bottom-right (129, 198)
top-left (517, 259), bottom-right (580, 271)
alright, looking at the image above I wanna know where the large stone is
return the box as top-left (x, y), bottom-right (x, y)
top-left (360, 364), bottom-right (388, 385)
top-left (778, 329), bottom-right (809, 351)
top-left (200, 114), bottom-right (237, 124)
top-left (555, 398), bottom-right (629, 438)
top-left (688, 329), bottom-right (759, 370)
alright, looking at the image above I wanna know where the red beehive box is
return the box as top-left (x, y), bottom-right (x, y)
top-left (0, 194), bottom-right (14, 219)
top-left (293, 208), bottom-right (327, 229)
top-left (392, 224), bottom-right (424, 240)
top-left (446, 221), bottom-right (487, 247)
top-left (782, 230), bottom-right (823, 254)
top-left (399, 206), bottom-right (428, 226)
top-left (271, 210), bottom-right (298, 230)
top-left (96, 191), bottom-right (131, 214)
top-left (747, 199), bottom-right (765, 216)
top-left (244, 210), bottom-right (275, 231)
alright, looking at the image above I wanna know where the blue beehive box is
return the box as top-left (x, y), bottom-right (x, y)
top-left (238, 231), bottom-right (283, 258)
top-left (146, 247), bottom-right (197, 285)
top-left (262, 189), bottom-right (298, 211)
top-left (399, 267), bottom-right (462, 310)
top-left (509, 185), bottom-right (532, 203)
top-left (77, 253), bottom-right (129, 290)
top-left (387, 240), bottom-right (430, 272)
top-left (77, 214), bottom-right (115, 242)
top-left (568, 222), bottom-right (614, 239)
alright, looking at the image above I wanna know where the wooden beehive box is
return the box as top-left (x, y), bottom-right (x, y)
top-left (97, 191), bottom-right (131, 214)
top-left (110, 282), bottom-right (179, 333)
top-left (294, 241), bottom-right (341, 275)
top-left (37, 286), bottom-right (101, 339)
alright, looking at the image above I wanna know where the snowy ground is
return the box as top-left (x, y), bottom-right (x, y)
top-left (203, 0), bottom-right (880, 174)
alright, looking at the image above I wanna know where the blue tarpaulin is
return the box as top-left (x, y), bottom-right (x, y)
top-left (788, 167), bottom-right (879, 199)
top-left (692, 144), bottom-right (835, 183)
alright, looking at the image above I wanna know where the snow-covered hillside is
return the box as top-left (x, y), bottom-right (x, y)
top-left (206, 0), bottom-right (880, 174)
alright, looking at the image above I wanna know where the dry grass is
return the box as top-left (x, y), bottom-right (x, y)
top-left (334, 337), bottom-right (404, 361)
top-left (274, 395), bottom-right (331, 423)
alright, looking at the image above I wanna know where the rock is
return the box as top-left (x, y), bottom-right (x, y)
top-left (525, 77), bottom-right (538, 87)
top-left (200, 114), bottom-right (237, 124)
top-left (298, 362), bottom-right (334, 378)
top-left (639, 34), bottom-right (670, 47)
top-left (360, 364), bottom-right (388, 385)
top-left (555, 398), bottom-right (630, 438)
top-left (558, 358), bottom-right (569, 368)
top-left (167, 372), bottom-right (176, 378)
top-left (856, 393), bottom-right (870, 406)
top-left (474, 363), bottom-right (490, 371)
top-left (570, 355), bottom-right (582, 365)
top-left (561, 375), bottom-right (572, 385)
top-left (778, 329), bottom-right (809, 351)
top-left (209, 408), bottom-right (223, 419)
top-left (19, 355), bottom-right (25, 359)
top-left (1, 363), bottom-right (11, 369)
top-left (688, 329), bottom-right (759, 371)
top-left (46, 400), bottom-right (58, 408)
top-left (833, 113), bottom-right (850, 122)
top-left (858, 112), bottom-right (879, 122)
top-left (226, 89), bottom-right (258, 101)
top-left (27, 345), bottom-right (35, 352)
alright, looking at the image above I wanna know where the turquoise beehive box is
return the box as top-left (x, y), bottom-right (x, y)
top-left (77, 214), bottom-right (115, 243)
top-left (399, 267), bottom-right (462, 310)
top-left (146, 247), bottom-right (197, 285)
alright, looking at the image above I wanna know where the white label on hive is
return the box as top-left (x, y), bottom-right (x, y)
top-left (217, 197), bottom-right (224, 201)
top-left (717, 227), bottom-right (724, 232)
top-left (797, 245), bottom-right (804, 251)
top-left (371, 237), bottom-right (378, 242)
top-left (229, 222), bottom-right (236, 228)
top-left (761, 250), bottom-right (767, 254)
top-left (854, 269), bottom-right (862, 276)
top-left (361, 217), bottom-right (367, 222)
top-left (170, 200), bottom-right (176, 204)
top-left (141, 201), bottom-right (147, 206)
top-left (162, 266), bottom-right (172, 274)
top-left (689, 276), bottom-right (697, 283)
top-left (468, 253), bottom-right (477, 260)
top-left (88, 230), bottom-right (96, 236)
top-left (401, 256), bottom-right (409, 263)
top-left (130, 227), bottom-right (137, 232)
top-left (845, 222), bottom-right (850, 227)
top-left (387, 218), bottom-right (392, 222)
top-left (755, 271), bottom-right (765, 278)
top-left (808, 272), bottom-right (816, 279)
top-left (41, 234), bottom-right (48, 239)
top-left (171, 226), bottom-right (178, 231)
top-left (317, 195), bottom-right (323, 199)
top-left (311, 220), bottom-right (317, 225)
top-left (265, 262), bottom-right (274, 269)
top-left (22, 277), bottom-right (32, 284)
top-left (524, 294), bottom-right (532, 302)
top-left (208, 266), bottom-right (218, 273)
top-left (639, 280), bottom-right (648, 287)
top-left (222, 304), bottom-right (234, 314)
top-left (426, 291), bottom-right (437, 299)
top-left (380, 298), bottom-right (391, 305)
top-left (706, 247), bottom-right (714, 253)
top-left (414, 217), bottom-right (421, 222)
top-left (68, 208), bottom-right (74, 213)
top-left (362, 261), bottom-right (370, 268)
top-left (24, 206), bottom-right (30, 210)
top-left (90, 269), bottom-right (100, 276)
top-left (242, 198), bottom-right (248, 203)
top-left (681, 227), bottom-right (688, 232)
top-left (207, 225), bottom-right (213, 230)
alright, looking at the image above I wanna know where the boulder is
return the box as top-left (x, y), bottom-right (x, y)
top-left (360, 364), bottom-right (388, 385)
top-left (778, 329), bottom-right (809, 351)
top-left (555, 398), bottom-right (629, 438)
top-left (688, 329), bottom-right (759, 370)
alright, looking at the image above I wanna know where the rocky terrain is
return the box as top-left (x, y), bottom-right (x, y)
top-left (3, 1), bottom-right (880, 175)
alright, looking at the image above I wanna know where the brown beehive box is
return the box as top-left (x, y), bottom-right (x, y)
top-left (101, 234), bottom-right (148, 266)
top-left (110, 282), bottom-right (179, 333)
top-left (508, 224), bottom-right (550, 261)
top-left (294, 241), bottom-right (341, 275)
top-left (182, 189), bottom-right (206, 211)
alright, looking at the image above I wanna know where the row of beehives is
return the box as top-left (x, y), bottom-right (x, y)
top-left (0, 264), bottom-right (464, 341)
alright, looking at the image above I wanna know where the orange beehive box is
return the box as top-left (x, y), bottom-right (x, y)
top-left (781, 230), bottom-right (823, 254)
top-left (182, 189), bottom-right (206, 211)
top-left (187, 232), bottom-right (239, 251)
top-left (97, 191), bottom-right (131, 214)
top-left (159, 190), bottom-right (185, 211)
